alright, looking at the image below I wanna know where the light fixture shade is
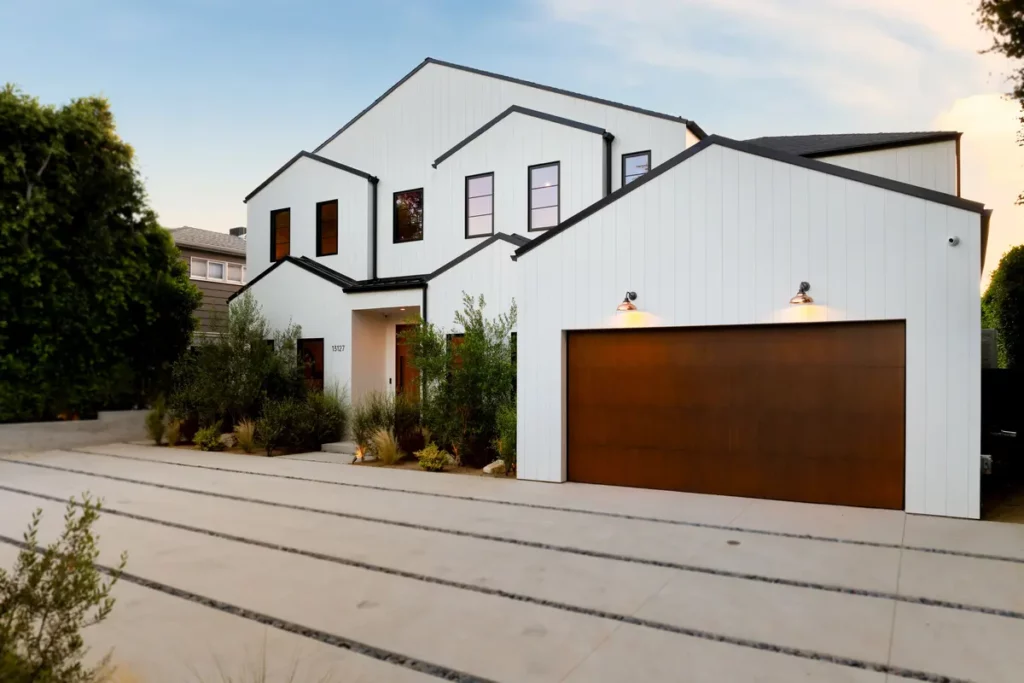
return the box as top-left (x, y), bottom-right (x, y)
top-left (790, 281), bottom-right (814, 305)
top-left (617, 291), bottom-right (638, 312)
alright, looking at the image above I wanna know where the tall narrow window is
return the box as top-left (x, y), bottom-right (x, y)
top-left (622, 151), bottom-right (651, 185)
top-left (317, 200), bottom-right (338, 256)
top-left (297, 338), bottom-right (325, 392)
top-left (528, 162), bottom-right (559, 231)
top-left (465, 173), bottom-right (494, 238)
top-left (270, 208), bottom-right (290, 261)
top-left (394, 188), bottom-right (424, 243)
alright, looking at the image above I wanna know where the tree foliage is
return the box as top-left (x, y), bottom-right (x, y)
top-left (983, 245), bottom-right (1024, 368)
top-left (0, 494), bottom-right (127, 683)
top-left (0, 85), bottom-right (201, 422)
top-left (402, 294), bottom-right (516, 468)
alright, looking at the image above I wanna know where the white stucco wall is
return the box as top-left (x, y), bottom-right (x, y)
top-left (427, 238), bottom-right (521, 332)
top-left (818, 140), bottom-right (958, 195)
top-left (245, 156), bottom-right (372, 281)
top-left (517, 143), bottom-right (982, 519)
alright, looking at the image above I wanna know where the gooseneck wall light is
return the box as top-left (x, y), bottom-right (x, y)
top-left (616, 291), bottom-right (638, 312)
top-left (789, 282), bottom-right (814, 305)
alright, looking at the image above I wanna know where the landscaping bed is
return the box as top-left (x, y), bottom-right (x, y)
top-left (353, 458), bottom-right (493, 477)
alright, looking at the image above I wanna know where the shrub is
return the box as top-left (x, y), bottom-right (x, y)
top-left (0, 494), bottom-right (127, 683)
top-left (300, 387), bottom-right (350, 451)
top-left (234, 419), bottom-right (257, 453)
top-left (166, 418), bottom-right (183, 446)
top-left (493, 400), bottom-right (516, 474)
top-left (352, 391), bottom-right (395, 449)
top-left (145, 408), bottom-right (165, 445)
top-left (370, 428), bottom-right (403, 465)
top-left (983, 245), bottom-right (1024, 368)
top-left (194, 424), bottom-right (224, 452)
top-left (415, 442), bottom-right (453, 472)
top-left (256, 398), bottom-right (299, 456)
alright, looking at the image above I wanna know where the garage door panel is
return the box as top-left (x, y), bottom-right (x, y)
top-left (567, 322), bottom-right (906, 510)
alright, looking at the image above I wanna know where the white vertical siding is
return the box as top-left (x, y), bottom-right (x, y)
top-left (818, 141), bottom-right (958, 195)
top-left (426, 239), bottom-right (520, 332)
top-left (518, 144), bottom-right (982, 519)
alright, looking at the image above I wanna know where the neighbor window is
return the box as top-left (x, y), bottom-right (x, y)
top-left (465, 173), bottom-right (494, 238)
top-left (208, 261), bottom-right (225, 280)
top-left (317, 199), bottom-right (338, 256)
top-left (622, 151), bottom-right (651, 185)
top-left (227, 263), bottom-right (243, 283)
top-left (190, 257), bottom-right (245, 284)
top-left (190, 258), bottom-right (207, 279)
top-left (270, 208), bottom-right (290, 261)
top-left (528, 162), bottom-right (559, 231)
top-left (394, 188), bottom-right (424, 243)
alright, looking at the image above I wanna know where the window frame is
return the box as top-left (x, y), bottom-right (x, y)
top-left (527, 161), bottom-right (560, 232)
top-left (190, 256), bottom-right (245, 283)
top-left (315, 199), bottom-right (339, 256)
top-left (464, 172), bottom-right (495, 239)
top-left (392, 188), bottom-right (425, 244)
top-left (205, 259), bottom-right (227, 281)
top-left (189, 257), bottom-right (208, 280)
top-left (269, 207), bottom-right (291, 262)
top-left (226, 262), bottom-right (244, 284)
top-left (622, 150), bottom-right (652, 186)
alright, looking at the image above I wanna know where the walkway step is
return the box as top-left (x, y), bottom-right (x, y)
top-left (322, 440), bottom-right (358, 455)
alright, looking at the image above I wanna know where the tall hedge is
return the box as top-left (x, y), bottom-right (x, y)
top-left (983, 245), bottom-right (1024, 369)
top-left (0, 85), bottom-right (201, 421)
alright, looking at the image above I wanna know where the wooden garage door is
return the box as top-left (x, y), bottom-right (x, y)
top-left (567, 321), bottom-right (905, 509)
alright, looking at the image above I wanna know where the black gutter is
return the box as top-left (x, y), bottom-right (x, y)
top-left (244, 151), bottom-right (377, 204)
top-left (370, 178), bottom-right (379, 279)
top-left (603, 133), bottom-right (614, 197)
top-left (422, 284), bottom-right (428, 323)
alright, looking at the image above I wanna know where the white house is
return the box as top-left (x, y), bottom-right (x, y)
top-left (234, 58), bottom-right (991, 519)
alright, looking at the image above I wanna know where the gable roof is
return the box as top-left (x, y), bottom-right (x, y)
top-left (514, 134), bottom-right (986, 260)
top-left (433, 106), bottom-right (611, 168)
top-left (745, 131), bottom-right (960, 158)
top-left (168, 227), bottom-right (247, 257)
top-left (244, 151), bottom-right (377, 204)
top-left (312, 58), bottom-right (704, 154)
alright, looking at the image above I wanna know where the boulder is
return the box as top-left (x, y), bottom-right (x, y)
top-left (483, 460), bottom-right (506, 476)
top-left (219, 432), bottom-right (236, 448)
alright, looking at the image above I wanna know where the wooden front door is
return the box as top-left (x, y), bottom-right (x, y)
top-left (395, 324), bottom-right (419, 398)
top-left (297, 338), bottom-right (325, 392)
top-left (566, 321), bottom-right (906, 510)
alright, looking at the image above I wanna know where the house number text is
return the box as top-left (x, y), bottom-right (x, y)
top-left (332, 345), bottom-right (346, 352)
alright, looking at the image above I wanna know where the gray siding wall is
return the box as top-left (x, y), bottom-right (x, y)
top-left (179, 247), bottom-right (245, 334)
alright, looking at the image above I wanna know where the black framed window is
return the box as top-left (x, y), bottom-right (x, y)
top-left (393, 188), bottom-right (424, 243)
top-left (622, 151), bottom-right (651, 185)
top-left (297, 338), bottom-right (325, 392)
top-left (270, 208), bottom-right (290, 261)
top-left (528, 162), bottom-right (559, 231)
top-left (465, 173), bottom-right (494, 238)
top-left (316, 200), bottom-right (338, 256)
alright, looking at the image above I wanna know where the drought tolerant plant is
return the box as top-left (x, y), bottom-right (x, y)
top-left (234, 419), bottom-right (257, 454)
top-left (415, 442), bottom-right (453, 472)
top-left (370, 428), bottom-right (403, 465)
top-left (298, 386), bottom-right (350, 451)
top-left (166, 418), bottom-right (183, 447)
top-left (194, 424), bottom-right (224, 452)
top-left (255, 398), bottom-right (298, 456)
top-left (0, 494), bottom-right (127, 683)
top-left (493, 400), bottom-right (516, 475)
top-left (352, 391), bottom-right (395, 450)
top-left (145, 408), bottom-right (165, 446)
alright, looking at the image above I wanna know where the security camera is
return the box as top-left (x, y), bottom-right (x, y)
top-left (948, 236), bottom-right (960, 247)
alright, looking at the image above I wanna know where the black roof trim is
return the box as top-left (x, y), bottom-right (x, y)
top-left (342, 274), bottom-right (428, 293)
top-left (427, 233), bottom-right (529, 280)
top-left (747, 131), bottom-right (961, 159)
top-left (312, 58), bottom-right (701, 154)
top-left (244, 151), bottom-right (378, 203)
top-left (226, 258), bottom-right (286, 303)
top-left (515, 135), bottom-right (987, 259)
top-left (805, 133), bottom-right (961, 159)
top-left (294, 256), bottom-right (357, 287)
top-left (433, 106), bottom-right (610, 168)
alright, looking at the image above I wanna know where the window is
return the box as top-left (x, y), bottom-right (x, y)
top-left (270, 208), bottom-right (290, 261)
top-left (622, 151), bottom-right (651, 185)
top-left (528, 162), bottom-right (559, 231)
top-left (190, 257), bottom-right (245, 283)
top-left (316, 200), bottom-right (338, 256)
top-left (190, 258), bottom-right (207, 279)
top-left (227, 263), bottom-right (243, 283)
top-left (393, 188), bottom-right (424, 243)
top-left (208, 261), bottom-right (225, 280)
top-left (297, 338), bottom-right (325, 392)
top-left (465, 173), bottom-right (494, 238)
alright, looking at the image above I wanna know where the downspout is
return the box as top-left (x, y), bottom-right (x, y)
top-left (370, 178), bottom-right (379, 279)
top-left (603, 132), bottom-right (615, 197)
top-left (421, 283), bottom-right (428, 323)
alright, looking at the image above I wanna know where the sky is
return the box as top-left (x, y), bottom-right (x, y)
top-left (1, 0), bottom-right (1021, 283)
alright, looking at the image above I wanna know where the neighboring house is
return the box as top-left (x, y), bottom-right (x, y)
top-left (170, 226), bottom-right (248, 336)
top-left (232, 58), bottom-right (990, 520)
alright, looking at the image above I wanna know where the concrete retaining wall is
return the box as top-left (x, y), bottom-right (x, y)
top-left (0, 410), bottom-right (146, 453)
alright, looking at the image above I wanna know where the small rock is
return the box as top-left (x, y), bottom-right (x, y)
top-left (483, 460), bottom-right (506, 475)
top-left (219, 433), bottom-right (236, 448)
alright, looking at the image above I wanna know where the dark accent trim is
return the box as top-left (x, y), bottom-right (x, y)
top-left (465, 172), bottom-right (495, 238)
top-left (422, 284), bottom-right (428, 323)
top-left (294, 256), bottom-right (357, 287)
top-left (315, 199), bottom-right (339, 256)
top-left (527, 161), bottom-right (560, 232)
top-left (227, 258), bottom-right (286, 303)
top-left (981, 208), bottom-right (992, 274)
top-left (370, 179), bottom-right (379, 279)
top-left (515, 134), bottom-right (988, 260)
top-left (603, 136), bottom-right (612, 197)
top-left (0, 489), bottom-right (975, 683)
top-left (955, 133), bottom-right (962, 197)
top-left (312, 58), bottom-right (698, 155)
top-left (244, 151), bottom-right (376, 203)
top-left (393, 188), bottom-right (425, 244)
top-left (802, 132), bottom-right (962, 159)
top-left (621, 150), bottom-right (652, 187)
top-left (433, 106), bottom-right (607, 168)
top-left (427, 233), bottom-right (525, 282)
top-left (342, 276), bottom-right (427, 293)
top-left (269, 207), bottom-right (290, 262)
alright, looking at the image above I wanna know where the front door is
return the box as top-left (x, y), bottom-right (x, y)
top-left (395, 324), bottom-right (419, 398)
top-left (297, 338), bottom-right (325, 392)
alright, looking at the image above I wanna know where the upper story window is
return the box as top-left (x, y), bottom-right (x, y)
top-left (394, 188), bottom-right (424, 243)
top-left (528, 162), bottom-right (559, 231)
top-left (190, 257), bottom-right (246, 284)
top-left (270, 208), bottom-right (290, 261)
top-left (465, 173), bottom-right (494, 238)
top-left (622, 151), bottom-right (651, 185)
top-left (316, 200), bottom-right (338, 256)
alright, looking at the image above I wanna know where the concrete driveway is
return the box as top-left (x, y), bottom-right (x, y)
top-left (0, 445), bottom-right (1022, 683)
